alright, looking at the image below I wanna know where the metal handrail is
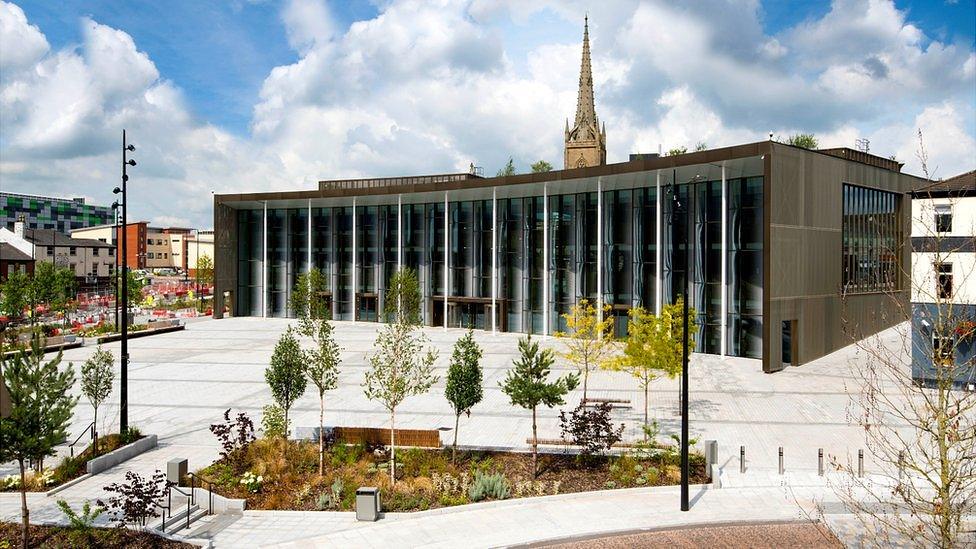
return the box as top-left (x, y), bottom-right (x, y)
top-left (168, 484), bottom-right (192, 531)
top-left (69, 421), bottom-right (96, 457)
top-left (187, 472), bottom-right (215, 515)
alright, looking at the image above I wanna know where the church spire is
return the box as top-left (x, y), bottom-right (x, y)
top-left (564, 15), bottom-right (606, 170)
top-left (574, 14), bottom-right (597, 130)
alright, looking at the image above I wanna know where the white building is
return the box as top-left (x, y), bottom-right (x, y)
top-left (911, 170), bottom-right (976, 304)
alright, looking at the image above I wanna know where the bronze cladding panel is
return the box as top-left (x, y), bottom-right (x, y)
top-left (213, 201), bottom-right (238, 319)
top-left (765, 143), bottom-right (916, 372)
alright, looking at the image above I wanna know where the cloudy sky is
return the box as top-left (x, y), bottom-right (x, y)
top-left (1, 0), bottom-right (974, 229)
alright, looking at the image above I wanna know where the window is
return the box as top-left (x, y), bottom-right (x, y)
top-left (934, 205), bottom-right (952, 233)
top-left (842, 184), bottom-right (900, 292)
top-left (148, 252), bottom-right (155, 259)
top-left (46, 247), bottom-right (53, 256)
top-left (936, 263), bottom-right (953, 299)
top-left (93, 248), bottom-right (100, 256)
top-left (108, 248), bottom-right (115, 256)
top-left (69, 246), bottom-right (76, 256)
top-left (933, 333), bottom-right (954, 365)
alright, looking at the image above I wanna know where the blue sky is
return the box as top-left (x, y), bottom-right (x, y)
top-left (2, 0), bottom-right (974, 228)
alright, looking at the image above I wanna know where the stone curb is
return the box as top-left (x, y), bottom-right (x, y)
top-left (44, 473), bottom-right (92, 497)
top-left (87, 435), bottom-right (158, 475)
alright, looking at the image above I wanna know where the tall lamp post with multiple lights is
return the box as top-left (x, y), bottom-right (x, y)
top-left (668, 170), bottom-right (701, 512)
top-left (111, 200), bottom-right (120, 329)
top-left (113, 130), bottom-right (136, 433)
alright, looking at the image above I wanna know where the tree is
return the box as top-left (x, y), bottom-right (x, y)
top-left (555, 298), bottom-right (615, 401)
top-left (81, 345), bottom-right (114, 454)
top-left (265, 326), bottom-right (307, 436)
top-left (496, 157), bottom-right (517, 177)
top-left (52, 266), bottom-right (76, 327)
top-left (362, 320), bottom-right (438, 484)
top-left (667, 146), bottom-right (688, 156)
top-left (298, 315), bottom-right (342, 475)
top-left (605, 302), bottom-right (697, 431)
top-left (196, 254), bottom-right (214, 286)
top-left (530, 160), bottom-right (553, 173)
top-left (115, 271), bottom-right (146, 310)
top-left (0, 334), bottom-right (77, 549)
top-left (787, 133), bottom-right (818, 149)
top-left (384, 267), bottom-right (422, 326)
top-left (559, 402), bottom-right (624, 461)
top-left (445, 329), bottom-right (483, 463)
top-left (290, 267), bottom-right (330, 320)
top-left (499, 336), bottom-right (579, 478)
top-left (829, 130), bottom-right (975, 548)
top-left (0, 270), bottom-right (29, 320)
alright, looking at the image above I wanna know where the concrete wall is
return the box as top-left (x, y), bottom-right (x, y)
top-left (912, 302), bottom-right (976, 387)
top-left (765, 143), bottom-right (917, 372)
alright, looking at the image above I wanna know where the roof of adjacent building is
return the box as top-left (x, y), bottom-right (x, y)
top-left (22, 228), bottom-right (115, 248)
top-left (0, 242), bottom-right (33, 262)
top-left (912, 170), bottom-right (976, 196)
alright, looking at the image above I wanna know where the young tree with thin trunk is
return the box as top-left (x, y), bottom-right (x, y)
top-left (290, 267), bottom-right (330, 320)
top-left (265, 326), bottom-right (307, 437)
top-left (555, 298), bottom-right (614, 401)
top-left (363, 320), bottom-right (438, 485)
top-left (384, 267), bottom-right (422, 326)
top-left (500, 336), bottom-right (579, 478)
top-left (445, 329), bottom-right (483, 463)
top-left (830, 131), bottom-right (975, 548)
top-left (298, 315), bottom-right (341, 476)
top-left (604, 302), bottom-right (697, 433)
top-left (81, 345), bottom-right (114, 454)
top-left (0, 334), bottom-right (77, 549)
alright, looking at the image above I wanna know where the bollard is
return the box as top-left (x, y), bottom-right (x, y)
top-left (818, 448), bottom-right (824, 476)
top-left (858, 449), bottom-right (864, 478)
top-left (778, 446), bottom-right (784, 475)
top-left (740, 445), bottom-right (746, 474)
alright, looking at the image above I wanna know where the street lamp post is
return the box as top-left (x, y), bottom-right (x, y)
top-left (669, 170), bottom-right (701, 512)
top-left (115, 130), bottom-right (137, 434)
top-left (112, 201), bottom-right (120, 329)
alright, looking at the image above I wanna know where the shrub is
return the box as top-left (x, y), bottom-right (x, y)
top-left (559, 402), bottom-right (624, 460)
top-left (210, 408), bottom-right (256, 463)
top-left (261, 405), bottom-right (287, 439)
top-left (56, 499), bottom-right (103, 531)
top-left (468, 471), bottom-right (510, 502)
top-left (119, 426), bottom-right (142, 445)
top-left (98, 470), bottom-right (166, 527)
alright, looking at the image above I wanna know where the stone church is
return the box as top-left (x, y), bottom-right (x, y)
top-left (564, 16), bottom-right (607, 169)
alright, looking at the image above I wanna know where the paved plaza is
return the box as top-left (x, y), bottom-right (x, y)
top-left (1, 317), bottom-right (916, 546)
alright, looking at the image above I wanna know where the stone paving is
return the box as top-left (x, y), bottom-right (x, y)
top-left (0, 316), bottom-right (923, 546)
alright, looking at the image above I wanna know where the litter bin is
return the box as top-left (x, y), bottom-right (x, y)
top-left (356, 487), bottom-right (380, 521)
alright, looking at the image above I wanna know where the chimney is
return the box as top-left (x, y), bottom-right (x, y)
top-left (14, 214), bottom-right (26, 239)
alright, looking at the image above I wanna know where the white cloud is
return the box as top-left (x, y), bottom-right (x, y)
top-left (0, 1), bottom-right (47, 73)
top-left (0, 0), bottom-right (974, 230)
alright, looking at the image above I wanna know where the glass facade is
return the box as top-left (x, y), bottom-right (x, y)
top-left (233, 169), bottom-right (765, 359)
top-left (842, 184), bottom-right (900, 293)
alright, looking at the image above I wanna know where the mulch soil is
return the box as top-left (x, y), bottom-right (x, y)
top-left (0, 521), bottom-right (193, 548)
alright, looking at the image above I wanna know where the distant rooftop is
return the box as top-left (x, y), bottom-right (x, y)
top-left (22, 228), bottom-right (114, 248)
top-left (0, 191), bottom-right (108, 207)
top-left (912, 169), bottom-right (976, 196)
top-left (815, 147), bottom-right (904, 173)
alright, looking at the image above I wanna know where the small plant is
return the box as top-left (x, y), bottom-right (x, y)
top-left (119, 426), bottom-right (142, 445)
top-left (56, 499), bottom-right (104, 531)
top-left (1, 475), bottom-right (20, 490)
top-left (98, 470), bottom-right (167, 527)
top-left (240, 471), bottom-right (264, 493)
top-left (559, 401), bottom-right (624, 460)
top-left (261, 404), bottom-right (287, 439)
top-left (315, 491), bottom-right (331, 511)
top-left (210, 408), bottom-right (256, 462)
top-left (314, 477), bottom-right (345, 509)
top-left (468, 471), bottom-right (510, 502)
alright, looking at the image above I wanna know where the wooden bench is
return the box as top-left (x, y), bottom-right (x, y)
top-left (526, 437), bottom-right (642, 449)
top-left (581, 397), bottom-right (632, 409)
top-left (335, 426), bottom-right (441, 448)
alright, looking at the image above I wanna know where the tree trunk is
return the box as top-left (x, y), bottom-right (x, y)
top-left (644, 383), bottom-right (649, 438)
top-left (531, 407), bottom-right (538, 479)
top-left (19, 458), bottom-right (28, 549)
top-left (390, 408), bottom-right (397, 485)
top-left (452, 413), bottom-right (460, 464)
top-left (318, 393), bottom-right (325, 476)
top-left (93, 407), bottom-right (99, 456)
top-left (583, 363), bottom-right (589, 402)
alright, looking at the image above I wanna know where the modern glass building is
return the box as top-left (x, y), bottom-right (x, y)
top-left (1, 192), bottom-right (113, 235)
top-left (213, 142), bottom-right (922, 372)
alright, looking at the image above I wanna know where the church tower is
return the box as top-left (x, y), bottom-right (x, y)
top-left (564, 16), bottom-right (606, 170)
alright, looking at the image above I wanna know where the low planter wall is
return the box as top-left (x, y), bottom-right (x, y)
top-left (294, 425), bottom-right (442, 448)
top-left (1, 339), bottom-right (83, 359)
top-left (87, 435), bottom-right (158, 475)
top-left (95, 324), bottom-right (184, 344)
